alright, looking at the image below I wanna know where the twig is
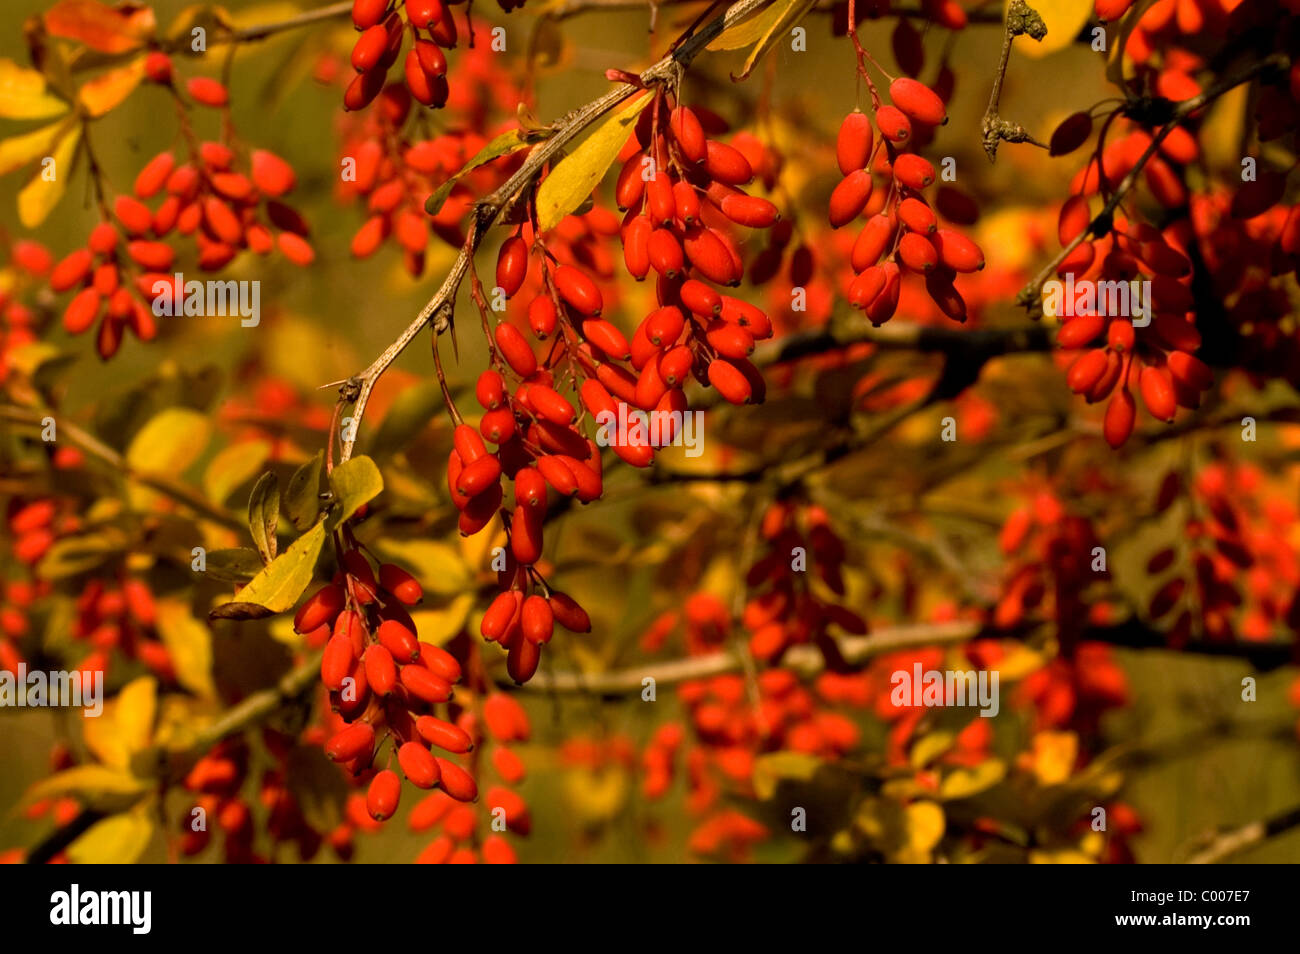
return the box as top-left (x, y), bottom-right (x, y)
top-left (1184, 804), bottom-right (1300, 863)
top-left (0, 404), bottom-right (244, 533)
top-left (980, 0), bottom-right (1048, 163)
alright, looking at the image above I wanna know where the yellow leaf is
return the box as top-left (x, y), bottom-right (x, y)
top-left (561, 766), bottom-right (628, 823)
top-left (126, 408), bottom-right (212, 477)
top-left (84, 676), bottom-right (157, 769)
top-left (903, 801), bottom-right (946, 860)
top-left (410, 593), bottom-right (474, 647)
top-left (1027, 730), bottom-right (1078, 786)
top-left (67, 809), bottom-right (155, 864)
top-left (1030, 848), bottom-right (1096, 864)
top-left (0, 58), bottom-right (69, 120)
top-left (710, 0), bottom-right (800, 50)
top-left (216, 519), bottom-right (326, 616)
top-left (0, 119), bottom-right (73, 177)
top-left (910, 731), bottom-right (955, 769)
top-left (203, 439), bottom-right (272, 505)
top-left (22, 765), bottom-right (147, 812)
top-left (753, 751), bottom-right (821, 800)
top-left (735, 0), bottom-right (817, 80)
top-left (939, 759), bottom-right (1007, 800)
top-left (535, 93), bottom-right (651, 232)
top-left (380, 539), bottom-right (470, 595)
top-left (153, 600), bottom-right (216, 699)
top-left (77, 56), bottom-right (146, 117)
top-left (457, 525), bottom-right (506, 580)
top-left (1007, 0), bottom-right (1091, 59)
top-left (17, 123), bottom-right (79, 228)
top-left (327, 455), bottom-right (384, 529)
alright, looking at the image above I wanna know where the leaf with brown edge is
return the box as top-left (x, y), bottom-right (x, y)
top-left (208, 600), bottom-right (278, 621)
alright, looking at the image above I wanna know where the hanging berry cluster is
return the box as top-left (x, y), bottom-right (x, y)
top-left (833, 76), bottom-right (984, 325)
top-left (345, 0), bottom-right (490, 111)
top-left (294, 547), bottom-right (478, 821)
top-left (46, 57), bottom-right (311, 359)
top-left (447, 88), bottom-right (783, 683)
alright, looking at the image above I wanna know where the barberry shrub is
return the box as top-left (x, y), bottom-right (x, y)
top-left (0, 0), bottom-right (1298, 868)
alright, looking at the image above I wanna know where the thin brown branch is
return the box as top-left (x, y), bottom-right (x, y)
top-left (980, 0), bottom-right (1048, 163)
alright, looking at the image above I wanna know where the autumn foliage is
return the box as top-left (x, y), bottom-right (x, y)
top-left (1, 0), bottom-right (1299, 866)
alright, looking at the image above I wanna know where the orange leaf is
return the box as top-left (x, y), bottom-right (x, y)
top-left (44, 0), bottom-right (156, 55)
top-left (78, 56), bottom-right (146, 117)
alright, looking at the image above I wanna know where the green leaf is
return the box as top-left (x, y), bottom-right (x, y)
top-left (201, 547), bottom-right (265, 584)
top-left (210, 519), bottom-right (326, 620)
top-left (282, 451), bottom-right (324, 531)
top-left (247, 471), bottom-right (280, 564)
top-left (534, 93), bottom-right (651, 232)
top-left (204, 440), bottom-right (272, 506)
top-left (67, 809), bottom-right (155, 864)
top-left (153, 599), bottom-right (216, 699)
top-left (425, 129), bottom-right (533, 217)
top-left (327, 455), bottom-right (383, 530)
top-left (126, 407), bottom-right (212, 476)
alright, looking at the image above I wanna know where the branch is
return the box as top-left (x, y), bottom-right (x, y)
top-left (0, 404), bottom-right (244, 533)
top-left (1017, 52), bottom-right (1292, 314)
top-left (335, 0), bottom-right (774, 464)
top-left (511, 617), bottom-right (1298, 695)
top-left (1184, 804), bottom-right (1300, 863)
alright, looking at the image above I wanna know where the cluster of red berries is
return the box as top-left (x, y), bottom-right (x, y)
top-left (833, 78), bottom-right (984, 325)
top-left (0, 241), bottom-right (52, 382)
top-left (46, 61), bottom-right (310, 359)
top-left (180, 732), bottom-right (344, 863)
top-left (408, 691), bottom-right (530, 863)
top-left (993, 490), bottom-right (1112, 642)
top-left (70, 574), bottom-right (172, 682)
top-left (742, 501), bottom-right (866, 663)
top-left (1146, 463), bottom-right (1300, 644)
top-left (345, 0), bottom-right (465, 111)
top-left (611, 93), bottom-right (780, 406)
top-left (338, 84), bottom-right (520, 275)
top-left (295, 549), bottom-right (478, 819)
